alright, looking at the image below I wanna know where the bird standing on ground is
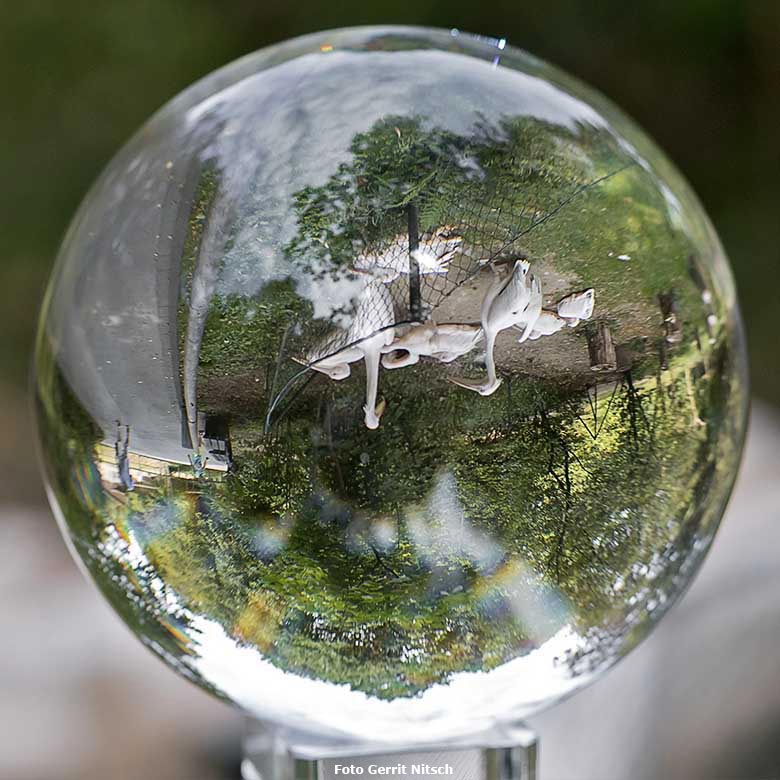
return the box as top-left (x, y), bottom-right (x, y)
top-left (449, 260), bottom-right (532, 396)
top-left (297, 280), bottom-right (395, 429)
top-left (352, 226), bottom-right (464, 283)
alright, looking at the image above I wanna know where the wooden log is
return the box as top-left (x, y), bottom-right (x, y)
top-left (659, 291), bottom-right (683, 344)
top-left (587, 322), bottom-right (617, 371)
top-left (687, 253), bottom-right (713, 304)
top-left (658, 338), bottom-right (669, 371)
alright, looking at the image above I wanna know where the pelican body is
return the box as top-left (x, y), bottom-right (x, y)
top-left (450, 260), bottom-right (532, 396)
top-left (298, 281), bottom-right (395, 429)
top-left (352, 226), bottom-right (464, 283)
top-left (381, 323), bottom-right (482, 369)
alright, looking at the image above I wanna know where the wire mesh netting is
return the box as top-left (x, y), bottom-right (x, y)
top-left (265, 156), bottom-right (624, 430)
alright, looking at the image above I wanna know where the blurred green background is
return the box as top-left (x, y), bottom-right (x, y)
top-left (1, 0), bottom-right (778, 504)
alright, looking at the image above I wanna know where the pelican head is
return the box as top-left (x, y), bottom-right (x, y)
top-left (327, 363), bottom-right (351, 381)
top-left (557, 288), bottom-right (595, 321)
top-left (293, 355), bottom-right (351, 381)
top-left (363, 397), bottom-right (387, 429)
top-left (381, 349), bottom-right (419, 370)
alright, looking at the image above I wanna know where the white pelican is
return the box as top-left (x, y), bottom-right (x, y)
top-left (521, 288), bottom-right (595, 340)
top-left (292, 346), bottom-right (362, 381)
top-left (525, 310), bottom-right (568, 340)
top-left (297, 281), bottom-right (395, 429)
top-left (352, 226), bottom-right (463, 283)
top-left (381, 323), bottom-right (482, 369)
top-left (449, 260), bottom-right (531, 396)
top-left (557, 288), bottom-right (594, 325)
top-left (514, 274), bottom-right (543, 343)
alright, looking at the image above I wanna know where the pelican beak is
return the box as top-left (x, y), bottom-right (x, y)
top-left (448, 376), bottom-right (503, 396)
top-left (448, 376), bottom-right (485, 393)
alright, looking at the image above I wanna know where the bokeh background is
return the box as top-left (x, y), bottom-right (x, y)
top-left (1, 2), bottom-right (778, 779)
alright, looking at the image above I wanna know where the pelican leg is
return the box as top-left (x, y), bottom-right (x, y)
top-left (483, 329), bottom-right (500, 393)
top-left (362, 347), bottom-right (384, 429)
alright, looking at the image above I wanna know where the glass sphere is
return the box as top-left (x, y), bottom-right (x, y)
top-left (35, 26), bottom-right (748, 746)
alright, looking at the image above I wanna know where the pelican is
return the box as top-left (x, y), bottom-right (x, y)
top-left (514, 274), bottom-right (543, 343)
top-left (292, 347), bottom-right (361, 381)
top-left (520, 288), bottom-right (595, 340)
top-left (297, 281), bottom-right (395, 429)
top-left (449, 260), bottom-right (531, 396)
top-left (557, 288), bottom-right (594, 325)
top-left (352, 226), bottom-right (463, 283)
top-left (353, 281), bottom-right (396, 428)
top-left (525, 310), bottom-right (568, 340)
top-left (381, 323), bottom-right (482, 369)
top-left (412, 225), bottom-right (464, 274)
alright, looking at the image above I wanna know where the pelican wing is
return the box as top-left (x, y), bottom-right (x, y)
top-left (516, 276), bottom-right (543, 343)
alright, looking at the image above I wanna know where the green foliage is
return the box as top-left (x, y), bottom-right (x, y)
top-left (197, 279), bottom-right (312, 388)
top-left (284, 115), bottom-right (610, 276)
top-left (286, 116), bottom-right (468, 274)
top-left (217, 422), bottom-right (314, 520)
top-left (127, 351), bottom-right (728, 697)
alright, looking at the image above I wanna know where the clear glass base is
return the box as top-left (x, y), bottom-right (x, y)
top-left (242, 720), bottom-right (538, 780)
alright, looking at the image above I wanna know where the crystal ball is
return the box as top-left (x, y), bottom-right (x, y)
top-left (35, 26), bottom-right (748, 745)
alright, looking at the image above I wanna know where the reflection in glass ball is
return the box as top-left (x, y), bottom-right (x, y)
top-left (35, 27), bottom-right (747, 746)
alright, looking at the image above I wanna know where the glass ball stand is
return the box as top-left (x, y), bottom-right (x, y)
top-left (242, 720), bottom-right (537, 780)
